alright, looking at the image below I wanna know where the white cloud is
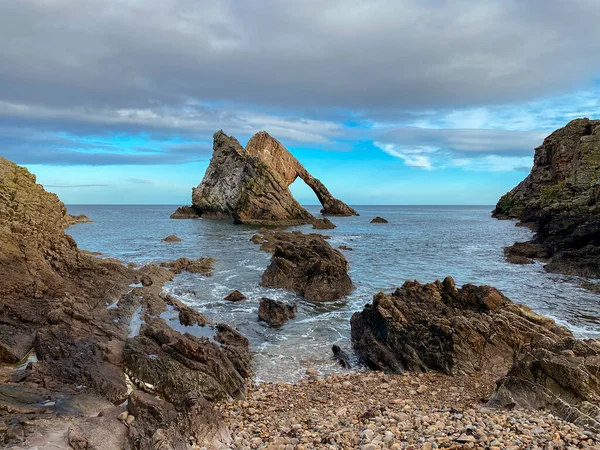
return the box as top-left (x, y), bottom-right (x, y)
top-left (374, 142), bottom-right (434, 170)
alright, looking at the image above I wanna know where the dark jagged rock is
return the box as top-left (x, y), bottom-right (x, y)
top-left (161, 234), bottom-right (183, 242)
top-left (255, 230), bottom-right (353, 301)
top-left (491, 337), bottom-right (600, 433)
top-left (493, 118), bottom-right (600, 278)
top-left (159, 257), bottom-right (215, 275)
top-left (251, 229), bottom-right (330, 253)
top-left (258, 298), bottom-right (297, 327)
top-left (224, 290), bottom-right (246, 301)
top-left (370, 216), bottom-right (388, 223)
top-left (312, 217), bottom-right (336, 229)
top-left (332, 345), bottom-right (352, 369)
top-left (172, 130), bottom-right (357, 225)
top-left (350, 277), bottom-right (571, 375)
top-left (338, 245), bottom-right (353, 251)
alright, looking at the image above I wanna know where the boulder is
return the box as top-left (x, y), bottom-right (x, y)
top-left (332, 345), bottom-right (352, 369)
top-left (350, 277), bottom-right (571, 375)
top-left (370, 216), bottom-right (388, 223)
top-left (258, 298), bottom-right (297, 327)
top-left (224, 290), bottom-right (246, 301)
top-left (160, 257), bottom-right (215, 275)
top-left (312, 217), bottom-right (336, 229)
top-left (161, 234), bottom-right (183, 242)
top-left (255, 230), bottom-right (353, 301)
top-left (493, 118), bottom-right (600, 278)
top-left (491, 337), bottom-right (600, 433)
top-left (172, 130), bottom-right (357, 225)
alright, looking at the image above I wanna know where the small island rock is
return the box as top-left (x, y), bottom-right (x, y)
top-left (258, 298), bottom-right (297, 327)
top-left (224, 290), bottom-right (246, 302)
top-left (162, 234), bottom-right (183, 242)
top-left (370, 216), bottom-right (388, 223)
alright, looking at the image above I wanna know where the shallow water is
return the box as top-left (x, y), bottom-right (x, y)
top-left (67, 205), bottom-right (600, 382)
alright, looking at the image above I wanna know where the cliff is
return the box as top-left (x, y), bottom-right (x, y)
top-left (493, 118), bottom-right (600, 278)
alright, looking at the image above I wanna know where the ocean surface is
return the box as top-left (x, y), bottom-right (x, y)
top-left (66, 205), bottom-right (600, 382)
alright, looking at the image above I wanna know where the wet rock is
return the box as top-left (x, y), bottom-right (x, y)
top-left (258, 298), bottom-right (297, 327)
top-left (224, 290), bottom-right (247, 302)
top-left (350, 277), bottom-right (571, 375)
top-left (371, 216), bottom-right (388, 223)
top-left (256, 230), bottom-right (353, 301)
top-left (251, 229), bottom-right (330, 253)
top-left (339, 245), bottom-right (353, 251)
top-left (312, 217), bottom-right (336, 229)
top-left (161, 234), bottom-right (183, 242)
top-left (332, 345), bottom-right (352, 369)
top-left (493, 118), bottom-right (600, 278)
top-left (159, 257), bottom-right (215, 275)
top-left (491, 337), bottom-right (600, 432)
top-left (505, 254), bottom-right (535, 265)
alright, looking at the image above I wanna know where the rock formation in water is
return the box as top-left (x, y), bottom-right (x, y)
top-left (253, 230), bottom-right (353, 301)
top-left (160, 257), bottom-right (215, 275)
top-left (172, 130), bottom-right (357, 225)
top-left (350, 277), bottom-right (571, 376)
top-left (65, 213), bottom-right (93, 226)
top-left (161, 234), bottom-right (183, 242)
top-left (371, 216), bottom-right (388, 223)
top-left (258, 297), bottom-right (297, 327)
top-left (493, 118), bottom-right (600, 278)
top-left (224, 289), bottom-right (247, 301)
top-left (0, 156), bottom-right (250, 448)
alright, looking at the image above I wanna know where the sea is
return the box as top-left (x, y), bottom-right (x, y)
top-left (66, 205), bottom-right (600, 382)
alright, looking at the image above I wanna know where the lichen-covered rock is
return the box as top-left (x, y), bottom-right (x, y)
top-left (491, 337), bottom-right (600, 433)
top-left (350, 277), bottom-right (571, 375)
top-left (258, 298), bottom-right (297, 327)
top-left (173, 130), bottom-right (356, 225)
top-left (493, 118), bottom-right (600, 278)
top-left (255, 230), bottom-right (353, 301)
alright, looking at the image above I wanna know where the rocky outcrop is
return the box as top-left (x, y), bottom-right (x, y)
top-left (350, 277), bottom-right (571, 375)
top-left (0, 157), bottom-right (251, 448)
top-left (493, 118), bottom-right (600, 278)
top-left (169, 205), bottom-right (200, 219)
top-left (371, 216), bottom-right (388, 223)
top-left (254, 230), bottom-right (353, 301)
top-left (258, 298), bottom-right (297, 327)
top-left (65, 213), bottom-right (93, 226)
top-left (160, 257), bottom-right (215, 275)
top-left (312, 217), bottom-right (336, 229)
top-left (173, 131), bottom-right (357, 225)
top-left (491, 337), bottom-right (600, 433)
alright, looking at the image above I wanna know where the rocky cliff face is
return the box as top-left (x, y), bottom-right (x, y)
top-left (0, 157), bottom-right (250, 448)
top-left (173, 130), bottom-right (357, 225)
top-left (493, 118), bottom-right (600, 278)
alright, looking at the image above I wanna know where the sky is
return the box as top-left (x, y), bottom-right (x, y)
top-left (2, 0), bottom-right (600, 205)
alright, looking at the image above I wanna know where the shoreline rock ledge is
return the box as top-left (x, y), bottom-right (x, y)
top-left (171, 130), bottom-right (358, 225)
top-left (493, 118), bottom-right (600, 278)
top-left (350, 277), bottom-right (600, 432)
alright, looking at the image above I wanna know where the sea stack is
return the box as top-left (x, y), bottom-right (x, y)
top-left (171, 130), bottom-right (358, 225)
top-left (493, 118), bottom-right (600, 278)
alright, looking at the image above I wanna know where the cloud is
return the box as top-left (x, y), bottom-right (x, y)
top-left (374, 142), bottom-right (434, 170)
top-left (2, 0), bottom-right (600, 116)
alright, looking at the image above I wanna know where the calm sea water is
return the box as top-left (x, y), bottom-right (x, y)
top-left (66, 205), bottom-right (600, 382)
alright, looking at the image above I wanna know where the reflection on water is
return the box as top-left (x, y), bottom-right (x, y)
top-left (67, 205), bottom-right (600, 382)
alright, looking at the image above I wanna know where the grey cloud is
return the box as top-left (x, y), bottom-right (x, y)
top-left (1, 0), bottom-right (600, 116)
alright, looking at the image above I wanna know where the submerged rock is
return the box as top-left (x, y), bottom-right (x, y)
top-left (255, 230), bottom-right (353, 301)
top-left (172, 130), bottom-right (356, 225)
top-left (350, 277), bottom-right (570, 375)
top-left (370, 216), bottom-right (388, 223)
top-left (161, 234), bottom-right (183, 242)
top-left (224, 290), bottom-right (247, 301)
top-left (493, 118), bottom-right (600, 278)
top-left (258, 298), bottom-right (297, 327)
